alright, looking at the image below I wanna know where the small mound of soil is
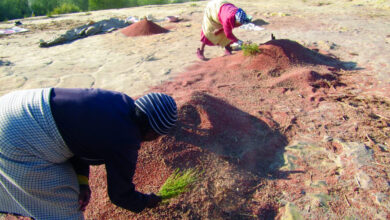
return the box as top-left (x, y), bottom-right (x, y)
top-left (266, 68), bottom-right (342, 91)
top-left (262, 39), bottom-right (343, 67)
top-left (230, 39), bottom-right (347, 77)
top-left (121, 19), bottom-right (169, 37)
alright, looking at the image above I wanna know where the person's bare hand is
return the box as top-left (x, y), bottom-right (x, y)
top-left (79, 185), bottom-right (91, 211)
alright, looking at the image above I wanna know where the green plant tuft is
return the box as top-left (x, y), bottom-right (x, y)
top-left (51, 3), bottom-right (81, 15)
top-left (157, 168), bottom-right (200, 201)
top-left (242, 43), bottom-right (261, 56)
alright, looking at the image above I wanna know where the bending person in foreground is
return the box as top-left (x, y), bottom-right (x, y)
top-left (0, 88), bottom-right (178, 219)
top-left (197, 0), bottom-right (252, 60)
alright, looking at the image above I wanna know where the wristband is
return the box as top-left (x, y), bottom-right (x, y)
top-left (77, 175), bottom-right (89, 185)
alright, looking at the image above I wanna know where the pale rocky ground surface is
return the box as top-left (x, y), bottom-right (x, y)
top-left (0, 0), bottom-right (389, 219)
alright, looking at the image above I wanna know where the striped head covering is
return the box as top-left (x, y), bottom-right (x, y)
top-left (135, 93), bottom-right (178, 135)
top-left (235, 8), bottom-right (252, 24)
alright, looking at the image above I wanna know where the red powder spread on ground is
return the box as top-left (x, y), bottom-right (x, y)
top-left (81, 39), bottom-right (389, 220)
top-left (120, 19), bottom-right (169, 37)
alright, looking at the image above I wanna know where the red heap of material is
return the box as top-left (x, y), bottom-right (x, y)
top-left (120, 18), bottom-right (169, 37)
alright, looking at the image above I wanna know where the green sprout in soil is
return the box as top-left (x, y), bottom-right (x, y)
top-left (157, 168), bottom-right (200, 201)
top-left (242, 43), bottom-right (261, 56)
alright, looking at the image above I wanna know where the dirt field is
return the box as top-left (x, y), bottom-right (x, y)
top-left (0, 0), bottom-right (389, 219)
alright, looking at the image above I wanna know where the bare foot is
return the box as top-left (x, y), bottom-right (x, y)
top-left (224, 49), bottom-right (232, 56)
top-left (224, 45), bottom-right (233, 56)
top-left (197, 48), bottom-right (207, 61)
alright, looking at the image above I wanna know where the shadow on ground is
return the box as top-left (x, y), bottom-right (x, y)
top-left (252, 19), bottom-right (269, 26)
top-left (172, 92), bottom-right (292, 178)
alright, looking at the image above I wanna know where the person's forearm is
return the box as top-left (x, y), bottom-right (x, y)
top-left (224, 29), bottom-right (238, 42)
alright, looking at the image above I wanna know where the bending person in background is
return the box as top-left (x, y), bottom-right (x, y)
top-left (0, 88), bottom-right (178, 219)
top-left (197, 0), bottom-right (252, 60)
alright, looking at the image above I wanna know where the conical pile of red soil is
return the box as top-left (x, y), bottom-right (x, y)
top-left (229, 39), bottom-right (345, 77)
top-left (120, 19), bottom-right (169, 37)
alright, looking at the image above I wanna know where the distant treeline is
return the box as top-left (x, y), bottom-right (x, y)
top-left (0, 0), bottom-right (200, 21)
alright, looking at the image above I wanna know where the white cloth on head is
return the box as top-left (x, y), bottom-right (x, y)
top-left (0, 88), bottom-right (83, 220)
